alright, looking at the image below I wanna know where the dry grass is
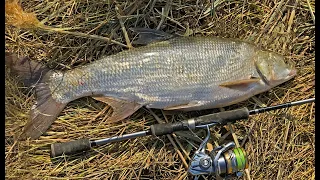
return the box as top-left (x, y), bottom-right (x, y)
top-left (5, 0), bottom-right (314, 179)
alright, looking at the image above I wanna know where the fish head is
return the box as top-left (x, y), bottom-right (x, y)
top-left (255, 50), bottom-right (297, 87)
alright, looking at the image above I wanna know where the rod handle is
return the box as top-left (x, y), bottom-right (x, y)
top-left (50, 138), bottom-right (91, 158)
top-left (150, 121), bottom-right (189, 136)
top-left (195, 107), bottom-right (250, 126)
top-left (150, 108), bottom-right (250, 136)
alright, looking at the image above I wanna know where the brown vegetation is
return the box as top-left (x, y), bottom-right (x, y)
top-left (5, 0), bottom-right (314, 179)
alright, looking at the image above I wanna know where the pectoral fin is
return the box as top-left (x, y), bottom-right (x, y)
top-left (130, 28), bottom-right (176, 45)
top-left (92, 96), bottom-right (142, 123)
top-left (164, 101), bottom-right (204, 110)
top-left (219, 78), bottom-right (261, 88)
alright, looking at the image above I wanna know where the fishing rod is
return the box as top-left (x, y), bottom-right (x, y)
top-left (50, 98), bottom-right (314, 178)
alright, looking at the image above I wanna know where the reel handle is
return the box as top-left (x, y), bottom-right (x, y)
top-left (50, 138), bottom-right (91, 158)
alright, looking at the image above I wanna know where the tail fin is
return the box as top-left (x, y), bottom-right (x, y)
top-left (6, 53), bottom-right (67, 140)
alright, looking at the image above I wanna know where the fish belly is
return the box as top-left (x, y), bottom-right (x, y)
top-left (48, 37), bottom-right (267, 110)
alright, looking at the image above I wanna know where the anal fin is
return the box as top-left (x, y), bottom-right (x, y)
top-left (92, 96), bottom-right (142, 123)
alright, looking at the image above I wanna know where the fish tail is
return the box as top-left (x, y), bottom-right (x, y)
top-left (6, 52), bottom-right (67, 140)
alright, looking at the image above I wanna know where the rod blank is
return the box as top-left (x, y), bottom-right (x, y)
top-left (249, 98), bottom-right (315, 115)
top-left (92, 131), bottom-right (149, 146)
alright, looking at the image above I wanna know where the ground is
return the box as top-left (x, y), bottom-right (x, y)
top-left (5, 0), bottom-right (315, 179)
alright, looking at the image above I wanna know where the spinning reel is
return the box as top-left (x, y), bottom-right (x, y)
top-left (188, 125), bottom-right (248, 179)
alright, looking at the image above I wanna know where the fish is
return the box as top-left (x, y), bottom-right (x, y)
top-left (5, 28), bottom-right (297, 140)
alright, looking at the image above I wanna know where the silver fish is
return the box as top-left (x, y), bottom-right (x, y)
top-left (6, 29), bottom-right (296, 140)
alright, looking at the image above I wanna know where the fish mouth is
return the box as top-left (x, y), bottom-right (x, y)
top-left (283, 69), bottom-right (297, 81)
top-left (288, 69), bottom-right (297, 77)
top-left (269, 69), bottom-right (297, 87)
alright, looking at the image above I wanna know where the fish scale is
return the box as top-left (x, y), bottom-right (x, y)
top-left (49, 37), bottom-right (259, 110)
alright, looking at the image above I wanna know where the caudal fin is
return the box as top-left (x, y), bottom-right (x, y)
top-left (6, 53), bottom-right (67, 140)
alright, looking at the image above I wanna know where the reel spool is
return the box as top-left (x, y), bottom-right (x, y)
top-left (188, 125), bottom-right (248, 179)
top-left (211, 146), bottom-right (248, 177)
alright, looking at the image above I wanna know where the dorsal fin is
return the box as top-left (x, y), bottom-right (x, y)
top-left (130, 28), bottom-right (176, 45)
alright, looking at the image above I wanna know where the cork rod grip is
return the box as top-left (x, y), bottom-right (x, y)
top-left (50, 138), bottom-right (91, 158)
